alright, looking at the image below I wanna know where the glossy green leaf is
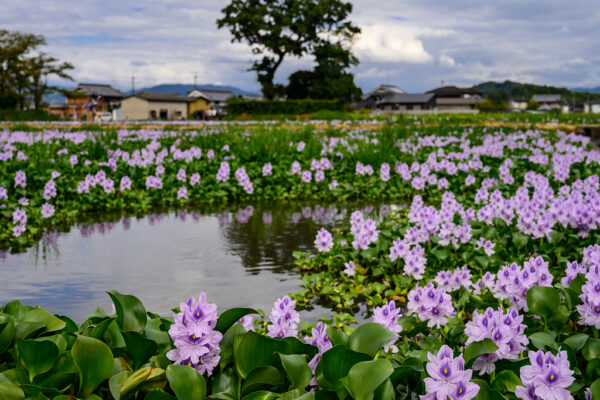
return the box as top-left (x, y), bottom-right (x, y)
top-left (325, 326), bottom-right (348, 347)
top-left (464, 339), bottom-right (498, 365)
top-left (240, 391), bottom-right (280, 400)
top-left (526, 286), bottom-right (559, 319)
top-left (72, 335), bottom-right (114, 397)
top-left (0, 384), bottom-right (25, 400)
top-left (472, 379), bottom-right (490, 400)
top-left (0, 316), bottom-right (15, 355)
top-left (145, 318), bottom-right (172, 353)
top-left (120, 367), bottom-right (151, 400)
top-left (109, 371), bottom-right (131, 400)
top-left (16, 339), bottom-right (58, 382)
top-left (583, 339), bottom-right (600, 361)
top-left (17, 308), bottom-right (65, 334)
top-left (344, 359), bottom-right (393, 400)
top-left (278, 354), bottom-right (311, 390)
top-left (591, 378), bottom-right (600, 400)
top-left (347, 323), bottom-right (395, 357)
top-left (241, 366), bottom-right (285, 396)
top-left (215, 308), bottom-right (257, 334)
top-left (319, 345), bottom-right (370, 394)
top-left (512, 233), bottom-right (528, 250)
top-left (165, 365), bottom-right (206, 400)
top-left (234, 331), bottom-right (288, 379)
top-left (144, 390), bottom-right (175, 400)
top-left (528, 332), bottom-right (556, 350)
top-left (373, 378), bottom-right (394, 400)
top-left (107, 290), bottom-right (147, 332)
top-left (124, 332), bottom-right (158, 370)
top-left (490, 370), bottom-right (521, 393)
top-left (564, 333), bottom-right (589, 352)
top-left (280, 389), bottom-right (311, 400)
top-left (212, 369), bottom-right (239, 399)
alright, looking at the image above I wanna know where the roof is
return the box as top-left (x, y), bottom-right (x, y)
top-left (531, 94), bottom-right (562, 103)
top-left (189, 89), bottom-right (235, 103)
top-left (75, 83), bottom-right (125, 98)
top-left (435, 97), bottom-right (480, 105)
top-left (426, 86), bottom-right (482, 97)
top-left (362, 84), bottom-right (406, 100)
top-left (378, 93), bottom-right (435, 105)
top-left (128, 92), bottom-right (192, 103)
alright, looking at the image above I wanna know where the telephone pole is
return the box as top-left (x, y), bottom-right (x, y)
top-left (131, 75), bottom-right (135, 94)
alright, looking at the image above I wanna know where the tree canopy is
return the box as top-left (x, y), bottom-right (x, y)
top-left (0, 30), bottom-right (74, 109)
top-left (217, 0), bottom-right (360, 100)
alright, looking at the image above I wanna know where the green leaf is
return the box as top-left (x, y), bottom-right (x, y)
top-left (0, 384), bottom-right (25, 400)
top-left (145, 318), bottom-right (172, 353)
top-left (166, 365), bottom-right (206, 400)
top-left (279, 354), bottom-right (312, 390)
top-left (72, 335), bottom-right (114, 397)
top-left (212, 369), bottom-right (239, 399)
top-left (17, 308), bottom-right (65, 334)
top-left (123, 332), bottom-right (158, 370)
top-left (107, 290), bottom-right (147, 332)
top-left (347, 323), bottom-right (395, 357)
top-left (591, 378), bottom-right (600, 400)
top-left (16, 339), bottom-right (58, 382)
top-left (583, 339), bottom-right (600, 361)
top-left (233, 331), bottom-right (288, 379)
top-left (464, 339), bottom-right (499, 365)
top-left (144, 390), bottom-right (175, 400)
top-left (547, 305), bottom-right (571, 330)
top-left (0, 316), bottom-right (15, 355)
top-left (241, 366), bottom-right (285, 396)
top-left (490, 370), bottom-right (521, 393)
top-left (319, 345), bottom-right (370, 396)
top-left (120, 367), bottom-right (152, 400)
top-left (325, 327), bottom-right (348, 347)
top-left (344, 359), bottom-right (393, 400)
top-left (472, 379), bottom-right (490, 400)
top-left (564, 333), bottom-right (589, 352)
top-left (512, 233), bottom-right (528, 250)
top-left (240, 391), bottom-right (280, 400)
top-left (373, 378), bottom-right (394, 400)
top-left (528, 332), bottom-right (556, 350)
top-left (215, 308), bottom-right (257, 334)
top-left (526, 286), bottom-right (560, 319)
top-left (109, 371), bottom-right (131, 400)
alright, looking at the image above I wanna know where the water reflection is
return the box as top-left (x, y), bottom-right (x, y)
top-left (0, 201), bottom-right (401, 322)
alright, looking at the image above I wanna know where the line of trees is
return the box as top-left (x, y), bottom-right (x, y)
top-left (0, 30), bottom-right (74, 110)
top-left (217, 0), bottom-right (362, 102)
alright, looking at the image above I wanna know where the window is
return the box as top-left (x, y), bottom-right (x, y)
top-left (159, 109), bottom-right (168, 119)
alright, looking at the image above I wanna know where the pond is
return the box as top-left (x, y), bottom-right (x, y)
top-left (0, 201), bottom-right (401, 322)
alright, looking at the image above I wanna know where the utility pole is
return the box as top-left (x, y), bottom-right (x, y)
top-left (131, 75), bottom-right (135, 94)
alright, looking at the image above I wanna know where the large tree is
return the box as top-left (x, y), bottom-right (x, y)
top-left (217, 0), bottom-right (360, 99)
top-left (0, 30), bottom-right (73, 109)
top-left (287, 41), bottom-right (361, 102)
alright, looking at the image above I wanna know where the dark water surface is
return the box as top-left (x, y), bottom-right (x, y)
top-left (0, 202), bottom-right (400, 322)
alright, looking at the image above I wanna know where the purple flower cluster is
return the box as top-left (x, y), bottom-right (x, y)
top-left (216, 161), bottom-right (230, 182)
top-left (262, 163), bottom-right (272, 176)
top-left (465, 307), bottom-right (528, 375)
top-left (350, 211), bottom-right (379, 250)
top-left (343, 260), bottom-right (356, 276)
top-left (314, 228), bottom-right (334, 252)
top-left (493, 257), bottom-right (553, 311)
top-left (41, 203), bottom-right (55, 219)
top-left (176, 168), bottom-right (186, 182)
top-left (43, 180), bottom-right (57, 200)
top-left (517, 350), bottom-right (574, 400)
top-left (304, 322), bottom-right (332, 375)
top-left (421, 345), bottom-right (479, 400)
top-left (167, 294), bottom-right (223, 376)
top-left (267, 295), bottom-right (300, 338)
top-left (235, 167), bottom-right (254, 194)
top-left (372, 301), bottom-right (402, 353)
top-left (408, 284), bottom-right (455, 328)
top-left (434, 266), bottom-right (473, 292)
top-left (475, 237), bottom-right (495, 256)
top-left (120, 176), bottom-right (132, 191)
top-left (14, 170), bottom-right (26, 188)
top-left (0, 187), bottom-right (7, 201)
top-left (145, 175), bottom-right (163, 190)
top-left (12, 207), bottom-right (27, 237)
top-left (577, 265), bottom-right (600, 329)
top-left (190, 173), bottom-right (201, 186)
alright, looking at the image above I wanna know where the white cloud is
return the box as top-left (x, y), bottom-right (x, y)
top-left (439, 55), bottom-right (456, 68)
top-left (354, 24), bottom-right (433, 63)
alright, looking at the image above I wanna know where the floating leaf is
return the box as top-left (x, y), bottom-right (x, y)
top-left (347, 323), bottom-right (395, 357)
top-left (165, 365), bottom-right (206, 400)
top-left (215, 308), bottom-right (257, 334)
top-left (16, 339), bottom-right (58, 382)
top-left (526, 286), bottom-right (559, 319)
top-left (344, 359), bottom-right (393, 400)
top-left (72, 335), bottom-right (114, 397)
top-left (107, 290), bottom-right (147, 332)
top-left (464, 339), bottom-right (498, 365)
top-left (279, 354), bottom-right (312, 390)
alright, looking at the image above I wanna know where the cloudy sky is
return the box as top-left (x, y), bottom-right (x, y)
top-left (3, 0), bottom-right (599, 93)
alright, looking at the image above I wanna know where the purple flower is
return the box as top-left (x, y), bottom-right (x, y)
top-left (167, 294), bottom-right (223, 376)
top-left (177, 186), bottom-right (188, 200)
top-left (216, 161), bottom-right (230, 182)
top-left (329, 180), bottom-right (338, 190)
top-left (14, 170), bottom-right (26, 188)
top-left (190, 173), bottom-right (201, 186)
top-left (373, 301), bottom-right (402, 352)
top-left (43, 180), bottom-right (57, 200)
top-left (291, 161), bottom-right (301, 175)
top-left (301, 170), bottom-right (312, 183)
top-left (18, 197), bottom-right (28, 206)
top-left (145, 176), bottom-right (163, 190)
top-left (176, 168), bottom-right (187, 182)
top-left (343, 261), bottom-right (356, 276)
top-left (0, 187), bottom-right (7, 201)
top-left (235, 167), bottom-right (253, 194)
top-left (262, 163), bottom-right (272, 176)
top-left (102, 178), bottom-right (115, 194)
top-left (120, 176), bottom-right (132, 191)
top-left (422, 345), bottom-right (478, 400)
top-left (41, 203), bottom-right (55, 219)
top-left (267, 295), bottom-right (300, 338)
top-left (517, 349), bottom-right (574, 400)
top-left (408, 284), bottom-right (455, 328)
top-left (70, 155), bottom-right (78, 167)
top-left (237, 316), bottom-right (254, 331)
top-left (13, 208), bottom-right (27, 225)
top-left (304, 322), bottom-right (332, 376)
top-left (314, 228), bottom-right (333, 252)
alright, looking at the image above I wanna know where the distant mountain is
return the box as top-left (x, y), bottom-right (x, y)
top-left (473, 80), bottom-right (600, 102)
top-left (130, 83), bottom-right (256, 96)
top-left (572, 87), bottom-right (600, 93)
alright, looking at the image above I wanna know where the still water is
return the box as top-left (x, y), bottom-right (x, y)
top-left (0, 202), bottom-right (398, 322)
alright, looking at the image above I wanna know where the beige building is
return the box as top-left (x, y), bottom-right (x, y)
top-left (121, 92), bottom-right (190, 120)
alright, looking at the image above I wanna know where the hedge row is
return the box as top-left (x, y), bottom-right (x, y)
top-left (226, 98), bottom-right (345, 115)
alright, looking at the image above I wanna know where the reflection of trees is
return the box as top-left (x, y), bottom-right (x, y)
top-left (219, 201), bottom-right (393, 275)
